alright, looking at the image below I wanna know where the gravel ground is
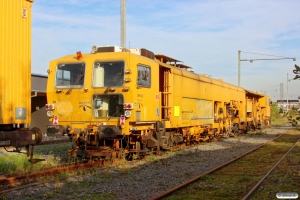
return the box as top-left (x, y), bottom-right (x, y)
top-left (1, 128), bottom-right (288, 200)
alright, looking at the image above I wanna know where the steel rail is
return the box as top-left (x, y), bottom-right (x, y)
top-left (0, 159), bottom-right (107, 193)
top-left (150, 134), bottom-right (284, 200)
top-left (242, 139), bottom-right (300, 200)
top-left (0, 182), bottom-right (43, 195)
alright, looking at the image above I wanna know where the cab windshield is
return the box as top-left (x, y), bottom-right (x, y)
top-left (93, 94), bottom-right (124, 118)
top-left (92, 61), bottom-right (124, 87)
top-left (56, 63), bottom-right (85, 88)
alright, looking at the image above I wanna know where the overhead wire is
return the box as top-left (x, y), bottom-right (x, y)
top-left (240, 51), bottom-right (290, 58)
top-left (259, 84), bottom-right (281, 90)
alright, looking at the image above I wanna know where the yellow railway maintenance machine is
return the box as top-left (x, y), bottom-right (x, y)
top-left (45, 45), bottom-right (271, 160)
top-left (0, 0), bottom-right (43, 163)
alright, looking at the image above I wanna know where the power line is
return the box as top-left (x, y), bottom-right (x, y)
top-left (261, 89), bottom-right (279, 92)
top-left (240, 51), bottom-right (290, 58)
top-left (259, 84), bottom-right (281, 90)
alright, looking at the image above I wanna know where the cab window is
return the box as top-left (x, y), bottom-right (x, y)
top-left (56, 63), bottom-right (85, 88)
top-left (92, 61), bottom-right (124, 87)
top-left (137, 64), bottom-right (151, 88)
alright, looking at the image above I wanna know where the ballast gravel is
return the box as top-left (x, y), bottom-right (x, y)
top-left (2, 128), bottom-right (288, 200)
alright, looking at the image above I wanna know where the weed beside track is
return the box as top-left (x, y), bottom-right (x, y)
top-left (0, 142), bottom-right (73, 178)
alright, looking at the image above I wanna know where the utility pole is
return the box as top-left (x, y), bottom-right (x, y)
top-left (238, 50), bottom-right (241, 86)
top-left (120, 0), bottom-right (126, 48)
top-left (287, 73), bottom-right (289, 112)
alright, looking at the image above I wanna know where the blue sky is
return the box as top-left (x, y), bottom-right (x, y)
top-left (31, 0), bottom-right (300, 101)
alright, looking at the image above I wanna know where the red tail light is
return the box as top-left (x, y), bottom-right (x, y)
top-left (123, 103), bottom-right (133, 110)
top-left (45, 104), bottom-right (55, 110)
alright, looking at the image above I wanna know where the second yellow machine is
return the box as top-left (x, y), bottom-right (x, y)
top-left (46, 46), bottom-right (270, 159)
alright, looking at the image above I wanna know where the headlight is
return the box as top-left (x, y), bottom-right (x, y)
top-left (47, 111), bottom-right (53, 117)
top-left (124, 110), bottom-right (131, 117)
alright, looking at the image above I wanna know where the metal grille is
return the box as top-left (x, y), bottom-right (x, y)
top-left (136, 111), bottom-right (141, 121)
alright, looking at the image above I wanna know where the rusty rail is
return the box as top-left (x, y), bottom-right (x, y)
top-left (150, 134), bottom-right (284, 200)
top-left (242, 139), bottom-right (300, 200)
top-left (0, 159), bottom-right (107, 194)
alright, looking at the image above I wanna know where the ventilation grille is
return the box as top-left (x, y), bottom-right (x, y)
top-left (136, 111), bottom-right (141, 121)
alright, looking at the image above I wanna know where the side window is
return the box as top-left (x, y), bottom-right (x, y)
top-left (137, 64), bottom-right (151, 88)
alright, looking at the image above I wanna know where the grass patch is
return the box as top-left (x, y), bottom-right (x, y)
top-left (0, 143), bottom-right (72, 176)
top-left (271, 103), bottom-right (300, 127)
top-left (145, 154), bottom-right (158, 162)
top-left (0, 152), bottom-right (54, 175)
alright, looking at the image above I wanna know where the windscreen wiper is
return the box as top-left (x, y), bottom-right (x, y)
top-left (66, 74), bottom-right (84, 94)
top-left (104, 72), bottom-right (122, 94)
top-left (105, 106), bottom-right (123, 122)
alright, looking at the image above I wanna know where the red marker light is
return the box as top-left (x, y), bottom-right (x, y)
top-left (123, 103), bottom-right (133, 110)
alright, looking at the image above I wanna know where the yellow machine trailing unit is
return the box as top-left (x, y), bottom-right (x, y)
top-left (0, 0), bottom-right (42, 163)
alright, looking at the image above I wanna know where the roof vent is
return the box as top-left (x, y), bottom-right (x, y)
top-left (129, 48), bottom-right (141, 55)
top-left (98, 45), bottom-right (123, 52)
top-left (91, 45), bottom-right (125, 53)
top-left (203, 74), bottom-right (211, 77)
top-left (141, 48), bottom-right (155, 59)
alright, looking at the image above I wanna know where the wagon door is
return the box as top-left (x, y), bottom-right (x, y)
top-left (159, 66), bottom-right (172, 121)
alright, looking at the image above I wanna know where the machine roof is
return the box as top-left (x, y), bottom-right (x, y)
top-left (155, 54), bottom-right (182, 64)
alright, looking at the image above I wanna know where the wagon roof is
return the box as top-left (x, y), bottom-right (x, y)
top-left (155, 54), bottom-right (182, 64)
top-left (245, 89), bottom-right (265, 97)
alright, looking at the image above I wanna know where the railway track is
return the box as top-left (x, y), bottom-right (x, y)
top-left (243, 138), bottom-right (299, 200)
top-left (0, 131), bottom-right (250, 195)
top-left (0, 127), bottom-right (295, 199)
top-left (151, 133), bottom-right (300, 200)
top-left (0, 159), bottom-right (110, 194)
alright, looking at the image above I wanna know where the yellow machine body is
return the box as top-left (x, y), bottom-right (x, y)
top-left (45, 46), bottom-right (271, 157)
